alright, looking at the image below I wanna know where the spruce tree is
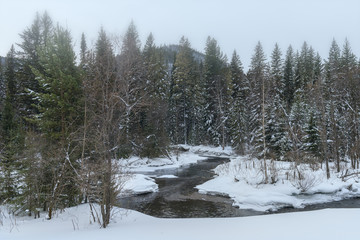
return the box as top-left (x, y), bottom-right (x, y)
top-left (282, 45), bottom-right (295, 109)
top-left (80, 33), bottom-right (87, 66)
top-left (325, 39), bottom-right (343, 172)
top-left (169, 36), bottom-right (198, 144)
top-left (270, 43), bottom-right (283, 96)
top-left (228, 50), bottom-right (248, 154)
top-left (203, 37), bottom-right (230, 147)
top-left (0, 58), bottom-right (4, 118)
top-left (17, 12), bottom-right (53, 127)
top-left (247, 42), bottom-right (267, 152)
top-left (0, 46), bottom-right (23, 202)
top-left (142, 33), bottom-right (169, 156)
top-left (32, 25), bottom-right (83, 219)
top-left (340, 39), bottom-right (359, 169)
top-left (248, 41), bottom-right (268, 181)
top-left (117, 22), bottom-right (147, 155)
top-left (267, 44), bottom-right (288, 159)
top-left (302, 110), bottom-right (321, 157)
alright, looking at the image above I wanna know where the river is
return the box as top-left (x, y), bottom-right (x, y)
top-left (119, 157), bottom-right (360, 218)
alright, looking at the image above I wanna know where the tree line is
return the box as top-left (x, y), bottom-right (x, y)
top-left (0, 12), bottom-right (360, 226)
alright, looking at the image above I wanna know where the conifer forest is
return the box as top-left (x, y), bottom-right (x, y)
top-left (1, 12), bottom-right (360, 228)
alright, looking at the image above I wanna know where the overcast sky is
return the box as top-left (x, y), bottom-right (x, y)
top-left (0, 0), bottom-right (359, 69)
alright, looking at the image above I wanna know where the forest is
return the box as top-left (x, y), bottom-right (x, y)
top-left (0, 12), bottom-right (360, 227)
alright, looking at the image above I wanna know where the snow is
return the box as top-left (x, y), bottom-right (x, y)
top-left (156, 175), bottom-right (178, 179)
top-left (1, 204), bottom-right (359, 240)
top-left (120, 145), bottom-right (360, 212)
top-left (119, 145), bottom-right (231, 196)
top-left (1, 145), bottom-right (360, 239)
top-left (196, 155), bottom-right (360, 211)
top-left (121, 174), bottom-right (158, 196)
top-left (123, 144), bottom-right (232, 173)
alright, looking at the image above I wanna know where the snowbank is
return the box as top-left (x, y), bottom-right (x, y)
top-left (156, 175), bottom-right (178, 179)
top-left (122, 144), bottom-right (232, 173)
top-left (196, 156), bottom-right (360, 211)
top-left (1, 204), bottom-right (359, 240)
top-left (121, 174), bottom-right (158, 196)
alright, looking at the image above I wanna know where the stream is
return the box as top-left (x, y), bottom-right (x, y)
top-left (119, 157), bottom-right (360, 218)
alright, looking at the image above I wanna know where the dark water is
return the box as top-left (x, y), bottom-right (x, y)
top-left (119, 157), bottom-right (360, 218)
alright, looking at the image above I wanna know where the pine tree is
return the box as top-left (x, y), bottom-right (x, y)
top-left (282, 45), bottom-right (295, 109)
top-left (270, 43), bottom-right (283, 96)
top-left (142, 33), bottom-right (169, 156)
top-left (302, 110), bottom-right (321, 157)
top-left (0, 46), bottom-right (23, 202)
top-left (340, 39), bottom-right (359, 169)
top-left (169, 36), bottom-right (198, 144)
top-left (288, 92), bottom-right (308, 163)
top-left (80, 33), bottom-right (87, 66)
top-left (117, 22), bottom-right (147, 155)
top-left (203, 37), bottom-right (230, 147)
top-left (0, 59), bottom-right (4, 118)
top-left (247, 42), bottom-right (267, 152)
top-left (247, 41), bottom-right (269, 182)
top-left (17, 12), bottom-right (53, 127)
top-left (228, 50), bottom-right (248, 154)
top-left (266, 44), bottom-right (289, 159)
top-left (325, 39), bottom-right (343, 172)
top-left (32, 25), bottom-right (83, 219)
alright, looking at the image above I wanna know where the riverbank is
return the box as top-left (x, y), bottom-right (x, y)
top-left (196, 155), bottom-right (360, 211)
top-left (1, 204), bottom-right (359, 240)
top-left (121, 145), bottom-right (360, 212)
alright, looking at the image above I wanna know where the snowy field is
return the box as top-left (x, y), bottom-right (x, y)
top-left (196, 155), bottom-right (360, 211)
top-left (1, 204), bottom-right (359, 240)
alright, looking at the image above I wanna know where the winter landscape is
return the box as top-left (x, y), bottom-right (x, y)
top-left (1, 0), bottom-right (360, 239)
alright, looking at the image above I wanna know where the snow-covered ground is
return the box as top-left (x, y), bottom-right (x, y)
top-left (196, 156), bottom-right (360, 211)
top-left (123, 144), bottom-right (232, 172)
top-left (1, 204), bottom-right (359, 240)
top-left (1, 146), bottom-right (360, 239)
top-left (121, 145), bottom-right (232, 195)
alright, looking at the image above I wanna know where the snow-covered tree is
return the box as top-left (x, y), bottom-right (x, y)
top-left (203, 37), bottom-right (231, 148)
top-left (228, 50), bottom-right (248, 154)
top-left (168, 36), bottom-right (198, 145)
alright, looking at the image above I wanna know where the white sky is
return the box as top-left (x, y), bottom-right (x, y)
top-left (0, 0), bottom-right (359, 69)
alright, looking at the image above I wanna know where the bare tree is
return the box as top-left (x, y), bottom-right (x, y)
top-left (82, 29), bottom-right (123, 228)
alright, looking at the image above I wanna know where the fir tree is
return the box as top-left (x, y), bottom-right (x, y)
top-left (303, 110), bottom-right (321, 157)
top-left (0, 58), bottom-right (4, 116)
top-left (17, 12), bottom-right (53, 127)
top-left (80, 32), bottom-right (88, 66)
top-left (0, 46), bottom-right (23, 202)
top-left (142, 33), bottom-right (169, 156)
top-left (117, 22), bottom-right (147, 155)
top-left (340, 39), bottom-right (359, 169)
top-left (270, 43), bottom-right (283, 96)
top-left (325, 39), bottom-right (343, 172)
top-left (248, 41), bottom-right (269, 181)
top-left (32, 25), bottom-right (83, 219)
top-left (228, 50), bottom-right (248, 154)
top-left (169, 36), bottom-right (198, 144)
top-left (247, 41), bottom-right (267, 152)
top-left (203, 37), bottom-right (229, 147)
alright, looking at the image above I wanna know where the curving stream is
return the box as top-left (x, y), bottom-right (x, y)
top-left (119, 157), bottom-right (360, 218)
